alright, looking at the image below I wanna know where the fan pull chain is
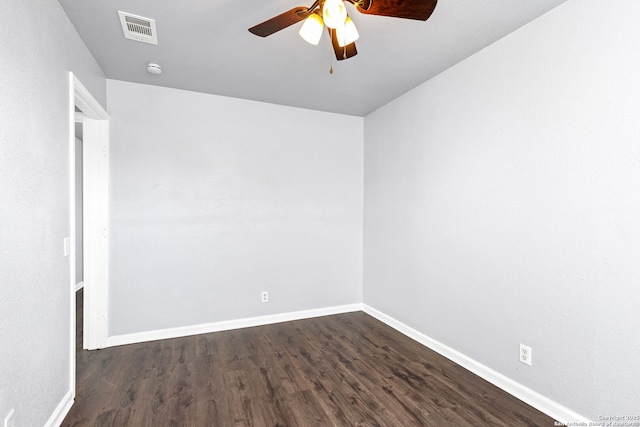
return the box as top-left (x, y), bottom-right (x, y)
top-left (329, 47), bottom-right (334, 74)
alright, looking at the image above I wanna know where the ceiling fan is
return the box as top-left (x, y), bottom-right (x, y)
top-left (249, 0), bottom-right (438, 61)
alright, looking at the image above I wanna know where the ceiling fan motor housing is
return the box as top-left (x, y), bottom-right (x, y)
top-left (349, 0), bottom-right (372, 11)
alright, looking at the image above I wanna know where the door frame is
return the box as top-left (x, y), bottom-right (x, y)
top-left (68, 72), bottom-right (110, 397)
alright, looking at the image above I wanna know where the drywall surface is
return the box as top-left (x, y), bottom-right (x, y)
top-left (0, 1), bottom-right (106, 426)
top-left (363, 0), bottom-right (640, 419)
top-left (107, 80), bottom-right (363, 335)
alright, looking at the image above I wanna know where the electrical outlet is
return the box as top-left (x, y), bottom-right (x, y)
top-left (4, 409), bottom-right (15, 427)
top-left (261, 291), bottom-right (268, 303)
top-left (519, 344), bottom-right (532, 366)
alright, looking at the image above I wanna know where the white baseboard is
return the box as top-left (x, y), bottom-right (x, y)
top-left (45, 389), bottom-right (74, 427)
top-left (362, 304), bottom-right (591, 425)
top-left (106, 303), bottom-right (364, 348)
top-left (75, 281), bottom-right (84, 292)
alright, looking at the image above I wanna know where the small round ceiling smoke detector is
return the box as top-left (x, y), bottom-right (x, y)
top-left (147, 63), bottom-right (162, 75)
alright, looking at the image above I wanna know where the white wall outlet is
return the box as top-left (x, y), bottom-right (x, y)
top-left (4, 409), bottom-right (15, 427)
top-left (261, 291), bottom-right (268, 303)
top-left (63, 237), bottom-right (70, 257)
top-left (519, 344), bottom-right (532, 366)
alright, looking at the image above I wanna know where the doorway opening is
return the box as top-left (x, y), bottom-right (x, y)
top-left (68, 73), bottom-right (110, 399)
top-left (74, 107), bottom-right (84, 293)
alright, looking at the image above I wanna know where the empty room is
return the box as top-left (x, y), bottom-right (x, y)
top-left (1, 0), bottom-right (639, 425)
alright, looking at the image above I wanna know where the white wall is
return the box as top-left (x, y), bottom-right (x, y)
top-left (0, 1), bottom-right (106, 426)
top-left (364, 0), bottom-right (640, 419)
top-left (107, 80), bottom-right (363, 335)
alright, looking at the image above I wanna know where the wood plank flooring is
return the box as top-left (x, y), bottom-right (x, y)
top-left (63, 291), bottom-right (555, 426)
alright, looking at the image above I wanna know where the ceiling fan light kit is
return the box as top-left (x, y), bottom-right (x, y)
top-left (299, 12), bottom-right (324, 45)
top-left (249, 0), bottom-right (437, 61)
top-left (336, 16), bottom-right (359, 47)
top-left (322, 0), bottom-right (348, 29)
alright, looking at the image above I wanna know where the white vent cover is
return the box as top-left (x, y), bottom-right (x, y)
top-left (118, 11), bottom-right (158, 45)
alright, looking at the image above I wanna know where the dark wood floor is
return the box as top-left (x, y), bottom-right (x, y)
top-left (63, 291), bottom-right (554, 426)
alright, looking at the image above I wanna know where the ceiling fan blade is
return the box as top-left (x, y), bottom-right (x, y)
top-left (355, 0), bottom-right (437, 21)
top-left (329, 28), bottom-right (358, 61)
top-left (248, 7), bottom-right (309, 37)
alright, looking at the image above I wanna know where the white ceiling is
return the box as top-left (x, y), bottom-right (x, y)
top-left (58, 0), bottom-right (568, 116)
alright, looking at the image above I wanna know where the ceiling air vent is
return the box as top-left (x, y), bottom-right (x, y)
top-left (118, 11), bottom-right (158, 45)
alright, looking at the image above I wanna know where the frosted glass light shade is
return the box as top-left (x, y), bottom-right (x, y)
top-left (336, 16), bottom-right (359, 47)
top-left (322, 0), bottom-right (347, 29)
top-left (299, 13), bottom-right (324, 45)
